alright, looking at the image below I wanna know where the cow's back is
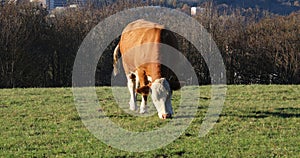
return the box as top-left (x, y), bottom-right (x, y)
top-left (119, 19), bottom-right (180, 90)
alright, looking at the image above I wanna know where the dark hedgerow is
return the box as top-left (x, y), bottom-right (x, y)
top-left (0, 2), bottom-right (299, 88)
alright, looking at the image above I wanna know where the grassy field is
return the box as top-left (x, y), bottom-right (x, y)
top-left (0, 85), bottom-right (299, 157)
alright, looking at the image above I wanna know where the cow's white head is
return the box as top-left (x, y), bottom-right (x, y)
top-left (136, 78), bottom-right (173, 119)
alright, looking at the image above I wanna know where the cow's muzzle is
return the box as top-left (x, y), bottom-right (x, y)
top-left (162, 114), bottom-right (172, 119)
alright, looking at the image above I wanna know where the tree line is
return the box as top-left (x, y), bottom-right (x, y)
top-left (0, 2), bottom-right (299, 88)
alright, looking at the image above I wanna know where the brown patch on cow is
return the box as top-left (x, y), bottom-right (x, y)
top-left (137, 69), bottom-right (150, 87)
top-left (136, 85), bottom-right (150, 95)
top-left (119, 19), bottom-right (165, 84)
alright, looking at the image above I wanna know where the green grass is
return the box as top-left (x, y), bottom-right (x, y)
top-left (0, 85), bottom-right (299, 157)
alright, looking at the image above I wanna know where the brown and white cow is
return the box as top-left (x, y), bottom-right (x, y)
top-left (113, 19), bottom-right (180, 119)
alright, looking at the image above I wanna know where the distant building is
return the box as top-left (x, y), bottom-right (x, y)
top-left (69, 0), bottom-right (86, 5)
top-left (191, 7), bottom-right (205, 16)
top-left (46, 0), bottom-right (86, 10)
top-left (46, 0), bottom-right (67, 10)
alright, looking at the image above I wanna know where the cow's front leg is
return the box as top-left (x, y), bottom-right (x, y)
top-left (127, 73), bottom-right (137, 111)
top-left (140, 95), bottom-right (148, 114)
top-left (135, 70), bottom-right (150, 114)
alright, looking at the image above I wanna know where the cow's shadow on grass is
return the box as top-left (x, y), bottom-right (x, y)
top-left (252, 108), bottom-right (300, 118)
top-left (231, 107), bottom-right (300, 119)
top-left (244, 107), bottom-right (300, 118)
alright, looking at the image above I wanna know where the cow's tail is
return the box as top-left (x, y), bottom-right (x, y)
top-left (113, 44), bottom-right (120, 76)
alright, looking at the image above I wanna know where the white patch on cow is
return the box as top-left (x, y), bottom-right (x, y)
top-left (147, 76), bottom-right (152, 82)
top-left (150, 78), bottom-right (173, 119)
top-left (127, 73), bottom-right (137, 111)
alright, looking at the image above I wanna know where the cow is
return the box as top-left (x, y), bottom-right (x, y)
top-left (113, 19), bottom-right (181, 119)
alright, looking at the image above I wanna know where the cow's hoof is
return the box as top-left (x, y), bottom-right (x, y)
top-left (129, 106), bottom-right (137, 111)
top-left (129, 102), bottom-right (137, 111)
top-left (139, 109), bottom-right (147, 114)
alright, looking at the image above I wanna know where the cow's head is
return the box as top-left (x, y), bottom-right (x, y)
top-left (136, 78), bottom-right (173, 119)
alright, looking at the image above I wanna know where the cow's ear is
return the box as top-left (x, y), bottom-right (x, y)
top-left (136, 86), bottom-right (150, 95)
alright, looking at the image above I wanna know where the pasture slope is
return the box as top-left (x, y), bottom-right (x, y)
top-left (0, 85), bottom-right (299, 157)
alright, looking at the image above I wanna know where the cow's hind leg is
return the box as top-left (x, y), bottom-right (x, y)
top-left (127, 73), bottom-right (137, 111)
